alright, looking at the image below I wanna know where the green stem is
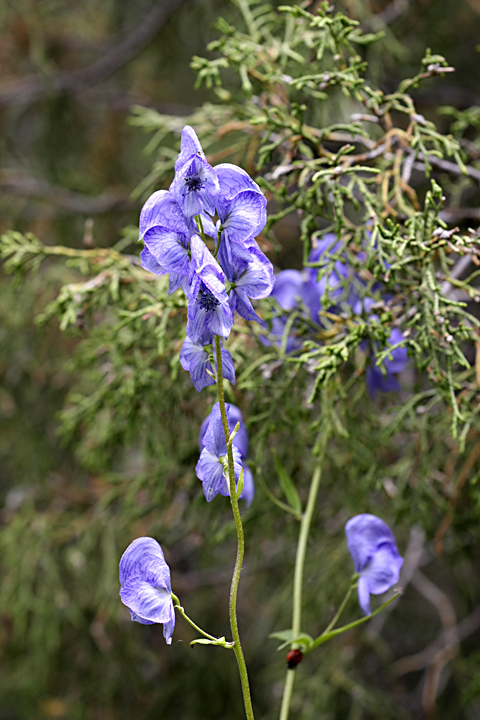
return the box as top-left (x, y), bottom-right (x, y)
top-left (279, 454), bottom-right (325, 720)
top-left (195, 214), bottom-right (206, 242)
top-left (321, 576), bottom-right (356, 637)
top-left (214, 335), bottom-right (254, 720)
top-left (309, 592), bottom-right (401, 651)
top-left (171, 593), bottom-right (232, 646)
top-left (214, 228), bottom-right (222, 258)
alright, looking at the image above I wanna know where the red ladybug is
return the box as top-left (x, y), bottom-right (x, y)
top-left (286, 649), bottom-right (303, 669)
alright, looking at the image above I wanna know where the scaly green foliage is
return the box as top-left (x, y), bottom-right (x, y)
top-left (1, 2), bottom-right (480, 719)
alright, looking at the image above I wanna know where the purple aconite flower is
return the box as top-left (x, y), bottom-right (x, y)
top-left (219, 240), bottom-right (275, 324)
top-left (187, 234), bottom-right (233, 342)
top-left (345, 514), bottom-right (403, 615)
top-left (215, 163), bottom-right (267, 246)
top-left (179, 333), bottom-right (235, 392)
top-left (198, 403), bottom-right (253, 505)
top-left (171, 126), bottom-right (219, 217)
top-left (119, 537), bottom-right (175, 644)
top-left (196, 402), bottom-right (244, 503)
top-left (138, 189), bottom-right (192, 293)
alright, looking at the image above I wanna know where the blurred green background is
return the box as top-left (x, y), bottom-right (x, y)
top-left (1, 1), bottom-right (480, 719)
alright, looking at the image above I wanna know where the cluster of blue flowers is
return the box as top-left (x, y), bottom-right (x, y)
top-left (139, 125), bottom-right (274, 393)
top-left (119, 126), bottom-right (404, 646)
top-left (267, 233), bottom-right (408, 395)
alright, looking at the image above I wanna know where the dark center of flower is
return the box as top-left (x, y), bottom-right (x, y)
top-left (184, 175), bottom-right (204, 193)
top-left (198, 287), bottom-right (220, 312)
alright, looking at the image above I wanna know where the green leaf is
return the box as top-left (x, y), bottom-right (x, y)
top-left (190, 636), bottom-right (227, 647)
top-left (269, 629), bottom-right (313, 651)
top-left (236, 468), bottom-right (245, 499)
top-left (273, 451), bottom-right (302, 513)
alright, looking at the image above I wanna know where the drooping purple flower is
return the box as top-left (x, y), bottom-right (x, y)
top-left (215, 163), bottom-right (267, 242)
top-left (345, 514), bottom-right (403, 615)
top-left (218, 239), bottom-right (274, 323)
top-left (179, 333), bottom-right (235, 392)
top-left (198, 403), bottom-right (253, 505)
top-left (139, 189), bottom-right (190, 241)
top-left (187, 234), bottom-right (233, 342)
top-left (171, 126), bottom-right (219, 217)
top-left (216, 190), bottom-right (267, 248)
top-left (143, 226), bottom-right (190, 279)
top-left (119, 537), bottom-right (175, 644)
top-left (199, 404), bottom-right (249, 460)
top-left (261, 270), bottom-right (308, 352)
top-left (196, 402), bottom-right (244, 502)
top-left (272, 270), bottom-right (305, 311)
top-left (139, 189), bottom-right (192, 292)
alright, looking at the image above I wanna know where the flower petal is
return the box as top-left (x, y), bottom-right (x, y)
top-left (143, 226), bottom-right (190, 276)
top-left (175, 125), bottom-right (204, 173)
top-left (215, 163), bottom-right (264, 227)
top-left (139, 190), bottom-right (189, 239)
top-left (180, 336), bottom-right (215, 392)
top-left (119, 537), bottom-right (167, 585)
top-left (345, 514), bottom-right (399, 574)
top-left (239, 466), bottom-right (255, 507)
top-left (357, 575), bottom-right (371, 615)
top-left (120, 578), bottom-right (173, 624)
top-left (362, 543), bottom-right (403, 596)
top-left (196, 449), bottom-right (227, 501)
top-left (221, 190), bottom-right (267, 246)
top-left (140, 246), bottom-right (167, 276)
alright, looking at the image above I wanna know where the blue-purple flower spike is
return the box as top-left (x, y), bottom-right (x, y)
top-left (119, 537), bottom-right (175, 644)
top-left (345, 514), bottom-right (403, 615)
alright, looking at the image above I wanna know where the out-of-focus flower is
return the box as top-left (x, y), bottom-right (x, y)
top-left (196, 402), bottom-right (244, 503)
top-left (366, 327), bottom-right (408, 395)
top-left (119, 537), bottom-right (175, 644)
top-left (345, 514), bottom-right (403, 615)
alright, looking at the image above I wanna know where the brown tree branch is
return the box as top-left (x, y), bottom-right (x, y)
top-left (0, 0), bottom-right (188, 106)
top-left (0, 173), bottom-right (138, 214)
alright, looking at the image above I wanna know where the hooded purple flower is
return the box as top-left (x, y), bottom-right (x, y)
top-left (198, 404), bottom-right (253, 506)
top-left (215, 163), bottom-right (267, 248)
top-left (196, 402), bottom-right (244, 503)
top-left (261, 270), bottom-right (309, 352)
top-left (179, 333), bottom-right (235, 392)
top-left (139, 189), bottom-right (191, 293)
top-left (119, 537), bottom-right (175, 644)
top-left (171, 126), bottom-right (219, 217)
top-left (345, 514), bottom-right (403, 615)
top-left (187, 234), bottom-right (233, 342)
top-left (218, 240), bottom-right (274, 324)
